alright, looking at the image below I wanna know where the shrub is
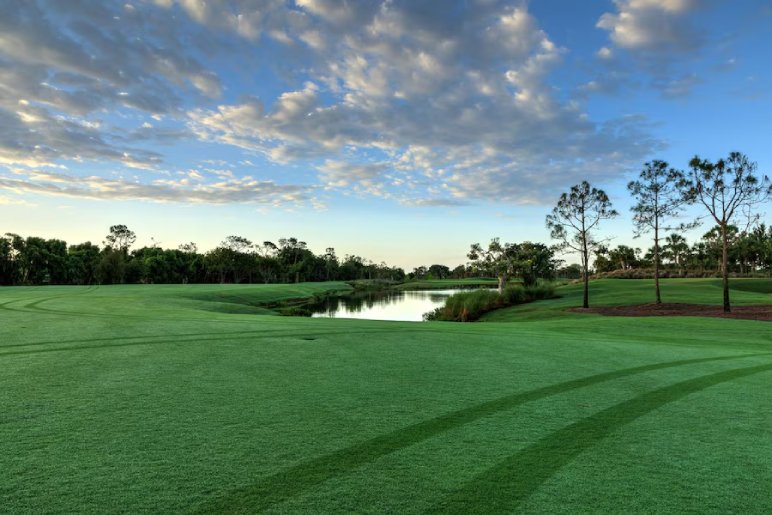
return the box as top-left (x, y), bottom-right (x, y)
top-left (424, 284), bottom-right (556, 322)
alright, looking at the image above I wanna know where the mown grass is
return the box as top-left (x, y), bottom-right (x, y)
top-left (1, 278), bottom-right (770, 513)
top-left (725, 277), bottom-right (772, 294)
top-left (481, 277), bottom-right (772, 322)
top-left (394, 278), bottom-right (498, 290)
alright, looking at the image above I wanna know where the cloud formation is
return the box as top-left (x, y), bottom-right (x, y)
top-left (0, 0), bottom-right (669, 207)
top-left (188, 1), bottom-right (661, 204)
top-left (597, 0), bottom-right (702, 55)
top-left (1, 167), bottom-right (313, 205)
top-left (593, 0), bottom-right (708, 98)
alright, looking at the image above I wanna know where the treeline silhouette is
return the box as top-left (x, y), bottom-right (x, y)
top-left (591, 224), bottom-right (772, 278)
top-left (0, 228), bottom-right (406, 286)
top-left (2, 222), bottom-right (769, 287)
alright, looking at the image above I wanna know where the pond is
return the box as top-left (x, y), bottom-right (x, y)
top-left (308, 289), bottom-right (479, 322)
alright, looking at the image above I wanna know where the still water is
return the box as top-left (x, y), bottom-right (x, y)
top-left (309, 289), bottom-right (468, 322)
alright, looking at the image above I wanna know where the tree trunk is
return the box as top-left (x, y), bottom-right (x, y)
top-left (654, 222), bottom-right (661, 304)
top-left (721, 224), bottom-right (730, 313)
top-left (497, 273), bottom-right (507, 294)
top-left (582, 243), bottom-right (589, 309)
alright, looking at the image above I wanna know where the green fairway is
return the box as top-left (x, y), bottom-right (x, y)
top-left (1, 279), bottom-right (771, 513)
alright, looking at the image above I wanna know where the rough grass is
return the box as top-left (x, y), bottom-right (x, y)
top-left (425, 284), bottom-right (556, 321)
top-left (1, 279), bottom-right (770, 513)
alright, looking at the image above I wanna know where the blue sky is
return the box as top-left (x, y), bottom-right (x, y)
top-left (1, 0), bottom-right (770, 269)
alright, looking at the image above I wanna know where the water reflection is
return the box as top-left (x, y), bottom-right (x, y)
top-left (309, 289), bottom-right (471, 322)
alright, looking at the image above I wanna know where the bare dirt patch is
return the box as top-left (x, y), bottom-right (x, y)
top-left (567, 303), bottom-right (772, 321)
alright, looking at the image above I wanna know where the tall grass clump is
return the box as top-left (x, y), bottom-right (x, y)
top-left (424, 284), bottom-right (556, 322)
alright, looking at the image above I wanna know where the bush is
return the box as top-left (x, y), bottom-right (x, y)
top-left (424, 284), bottom-right (556, 322)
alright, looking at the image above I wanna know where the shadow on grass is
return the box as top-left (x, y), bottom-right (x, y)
top-left (194, 353), bottom-right (769, 513)
top-left (430, 361), bottom-right (772, 513)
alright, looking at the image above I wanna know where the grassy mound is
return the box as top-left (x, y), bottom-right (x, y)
top-left (481, 278), bottom-right (772, 322)
top-left (728, 278), bottom-right (772, 294)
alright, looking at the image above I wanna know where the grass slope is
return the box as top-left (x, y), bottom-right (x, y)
top-left (394, 278), bottom-right (498, 290)
top-left (481, 277), bottom-right (772, 322)
top-left (1, 279), bottom-right (770, 513)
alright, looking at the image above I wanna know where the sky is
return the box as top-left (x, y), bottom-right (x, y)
top-left (0, 0), bottom-right (770, 269)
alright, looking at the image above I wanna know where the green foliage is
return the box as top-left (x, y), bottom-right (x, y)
top-left (546, 181), bottom-right (618, 308)
top-left (0, 230), bottom-right (406, 286)
top-left (425, 284), bottom-right (556, 321)
top-left (468, 239), bottom-right (557, 289)
top-left (685, 152), bottom-right (771, 311)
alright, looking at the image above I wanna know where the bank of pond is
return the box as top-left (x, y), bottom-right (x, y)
top-left (280, 281), bottom-right (556, 322)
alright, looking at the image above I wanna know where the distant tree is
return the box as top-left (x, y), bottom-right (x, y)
top-left (556, 263), bottom-right (582, 280)
top-left (4, 234), bottom-right (26, 283)
top-left (322, 247), bottom-right (339, 281)
top-left (427, 264), bottom-right (451, 280)
top-left (683, 152), bottom-right (771, 312)
top-left (593, 245), bottom-right (614, 273)
top-left (67, 242), bottom-right (101, 285)
top-left (514, 242), bottom-right (557, 286)
top-left (178, 242), bottom-right (198, 254)
top-left (205, 247), bottom-right (232, 284)
top-left (743, 223), bottom-right (772, 272)
top-left (340, 255), bottom-right (368, 280)
top-left (468, 239), bottom-right (556, 292)
top-left (277, 237), bottom-right (309, 283)
top-left (0, 234), bottom-right (18, 285)
top-left (609, 245), bottom-right (640, 271)
top-left (687, 241), bottom-right (713, 275)
top-left (546, 181), bottom-right (618, 308)
top-left (628, 160), bottom-right (690, 303)
top-left (662, 233), bottom-right (689, 275)
top-left (468, 238), bottom-right (513, 293)
top-left (18, 237), bottom-right (47, 284)
top-left (410, 266), bottom-right (428, 280)
top-left (97, 249), bottom-right (126, 284)
top-left (176, 242), bottom-right (200, 283)
top-left (255, 241), bottom-right (280, 283)
top-left (216, 235), bottom-right (256, 283)
top-left (104, 225), bottom-right (136, 253)
top-left (450, 264), bottom-right (468, 279)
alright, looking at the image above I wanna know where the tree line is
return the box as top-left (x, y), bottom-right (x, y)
top-left (592, 225), bottom-right (772, 277)
top-left (2, 152), bottom-right (769, 313)
top-left (471, 151), bottom-right (769, 313)
top-left (0, 228), bottom-right (406, 286)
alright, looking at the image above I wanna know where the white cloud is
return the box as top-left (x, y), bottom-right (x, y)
top-left (597, 0), bottom-right (702, 53)
top-left (593, 0), bottom-right (708, 98)
top-left (188, 1), bottom-right (659, 204)
top-left (597, 47), bottom-right (613, 59)
top-left (0, 1), bottom-right (664, 207)
top-left (0, 168), bottom-right (315, 205)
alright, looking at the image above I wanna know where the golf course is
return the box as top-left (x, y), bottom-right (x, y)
top-left (1, 278), bottom-right (770, 513)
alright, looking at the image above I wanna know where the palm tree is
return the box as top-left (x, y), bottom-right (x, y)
top-left (663, 233), bottom-right (689, 275)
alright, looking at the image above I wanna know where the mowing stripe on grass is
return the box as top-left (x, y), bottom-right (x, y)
top-left (431, 361), bottom-right (772, 513)
top-left (194, 353), bottom-right (767, 513)
top-left (0, 330), bottom-right (382, 357)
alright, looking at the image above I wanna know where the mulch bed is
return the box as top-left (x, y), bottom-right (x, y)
top-left (567, 303), bottom-right (772, 321)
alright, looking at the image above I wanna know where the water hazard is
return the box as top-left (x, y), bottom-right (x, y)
top-left (308, 289), bottom-right (475, 322)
